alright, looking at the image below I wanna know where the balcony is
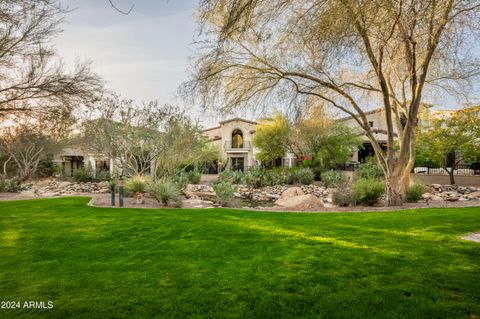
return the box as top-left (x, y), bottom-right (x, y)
top-left (224, 140), bottom-right (252, 153)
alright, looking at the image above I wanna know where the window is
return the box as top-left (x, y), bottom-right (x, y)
top-left (232, 129), bottom-right (243, 148)
top-left (369, 121), bottom-right (374, 127)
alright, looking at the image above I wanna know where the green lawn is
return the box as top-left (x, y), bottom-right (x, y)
top-left (0, 198), bottom-right (479, 318)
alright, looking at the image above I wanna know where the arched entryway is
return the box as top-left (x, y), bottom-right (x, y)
top-left (232, 129), bottom-right (244, 148)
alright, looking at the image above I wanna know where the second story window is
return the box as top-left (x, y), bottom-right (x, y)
top-left (232, 129), bottom-right (244, 148)
top-left (369, 121), bottom-right (374, 127)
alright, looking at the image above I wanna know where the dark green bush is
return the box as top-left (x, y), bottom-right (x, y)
top-left (73, 166), bottom-right (94, 183)
top-left (321, 170), bottom-right (347, 188)
top-left (291, 167), bottom-right (315, 185)
top-left (353, 178), bottom-right (385, 206)
top-left (406, 183), bottom-right (425, 203)
top-left (0, 177), bottom-right (23, 193)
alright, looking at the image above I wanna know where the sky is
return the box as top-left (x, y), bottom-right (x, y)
top-left (55, 0), bottom-right (224, 126)
top-left (55, 0), bottom-right (478, 128)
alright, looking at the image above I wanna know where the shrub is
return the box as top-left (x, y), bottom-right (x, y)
top-left (95, 170), bottom-right (111, 181)
top-left (353, 178), bottom-right (385, 206)
top-left (219, 170), bottom-right (244, 184)
top-left (357, 162), bottom-right (384, 180)
top-left (188, 169), bottom-right (202, 184)
top-left (292, 167), bottom-right (315, 185)
top-left (124, 175), bottom-right (151, 194)
top-left (73, 166), bottom-right (94, 183)
top-left (272, 168), bottom-right (290, 185)
top-left (213, 181), bottom-right (237, 206)
top-left (332, 188), bottom-right (355, 207)
top-left (0, 177), bottom-right (23, 193)
top-left (321, 170), bottom-right (347, 188)
top-left (406, 183), bottom-right (425, 203)
top-left (148, 179), bottom-right (182, 207)
top-left (172, 171), bottom-right (190, 190)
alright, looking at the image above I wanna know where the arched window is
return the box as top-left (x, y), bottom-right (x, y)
top-left (232, 129), bottom-right (243, 148)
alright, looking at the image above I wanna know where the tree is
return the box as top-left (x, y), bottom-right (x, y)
top-left (0, 123), bottom-right (62, 180)
top-left (80, 93), bottom-right (218, 178)
top-left (416, 106), bottom-right (480, 185)
top-left (252, 113), bottom-right (290, 165)
top-left (0, 1), bottom-right (102, 121)
top-left (186, 0), bottom-right (480, 205)
top-left (291, 106), bottom-right (362, 169)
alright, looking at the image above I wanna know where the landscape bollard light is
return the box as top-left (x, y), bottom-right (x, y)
top-left (110, 181), bottom-right (115, 206)
top-left (118, 175), bottom-right (124, 208)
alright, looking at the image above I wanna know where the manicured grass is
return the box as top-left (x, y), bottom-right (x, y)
top-left (0, 198), bottom-right (480, 318)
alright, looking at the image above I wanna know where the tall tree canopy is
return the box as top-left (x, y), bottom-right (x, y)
top-left (252, 113), bottom-right (290, 165)
top-left (187, 0), bottom-right (480, 205)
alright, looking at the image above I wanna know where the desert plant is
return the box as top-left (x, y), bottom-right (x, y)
top-left (95, 170), bottom-right (111, 181)
top-left (219, 170), bottom-right (244, 184)
top-left (188, 169), bottom-right (202, 184)
top-left (272, 168), bottom-right (290, 185)
top-left (292, 167), bottom-right (315, 185)
top-left (406, 183), bottom-right (425, 203)
top-left (244, 166), bottom-right (274, 188)
top-left (73, 166), bottom-right (94, 183)
top-left (213, 180), bottom-right (237, 206)
top-left (172, 171), bottom-right (190, 190)
top-left (148, 179), bottom-right (182, 207)
top-left (356, 162), bottom-right (384, 180)
top-left (321, 170), bottom-right (347, 188)
top-left (353, 178), bottom-right (385, 206)
top-left (332, 188), bottom-right (355, 207)
top-left (124, 175), bottom-right (151, 194)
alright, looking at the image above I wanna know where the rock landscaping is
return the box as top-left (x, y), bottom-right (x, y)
top-left (19, 179), bottom-right (110, 197)
top-left (2, 178), bottom-right (479, 211)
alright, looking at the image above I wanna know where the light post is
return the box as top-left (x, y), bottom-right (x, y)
top-left (118, 175), bottom-right (124, 208)
top-left (110, 180), bottom-right (115, 206)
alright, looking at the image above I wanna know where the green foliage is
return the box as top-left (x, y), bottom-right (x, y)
top-left (95, 170), bottom-right (111, 181)
top-left (271, 167), bottom-right (290, 185)
top-left (253, 113), bottom-right (290, 164)
top-left (219, 170), bottom-right (244, 184)
top-left (213, 181), bottom-right (237, 206)
top-left (416, 107), bottom-right (480, 184)
top-left (321, 170), bottom-right (347, 188)
top-left (148, 179), bottom-right (182, 207)
top-left (188, 169), bottom-right (202, 184)
top-left (357, 161), bottom-right (385, 180)
top-left (292, 107), bottom-right (363, 169)
top-left (353, 178), bottom-right (385, 206)
top-left (332, 188), bottom-right (355, 207)
top-left (406, 183), bottom-right (425, 203)
top-left (0, 177), bottom-right (23, 193)
top-left (172, 171), bottom-right (190, 191)
top-left (73, 166), bottom-right (94, 183)
top-left (290, 167), bottom-right (315, 185)
top-left (124, 175), bottom-right (151, 194)
top-left (244, 166), bottom-right (271, 188)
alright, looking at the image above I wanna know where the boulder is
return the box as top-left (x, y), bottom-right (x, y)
top-left (279, 187), bottom-right (305, 199)
top-left (275, 194), bottom-right (324, 210)
top-left (431, 195), bottom-right (443, 201)
top-left (466, 191), bottom-right (480, 200)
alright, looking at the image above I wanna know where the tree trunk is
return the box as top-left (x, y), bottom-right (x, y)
top-left (385, 172), bottom-right (407, 206)
top-left (446, 168), bottom-right (455, 185)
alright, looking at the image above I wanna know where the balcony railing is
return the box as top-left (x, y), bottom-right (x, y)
top-left (224, 140), bottom-right (252, 152)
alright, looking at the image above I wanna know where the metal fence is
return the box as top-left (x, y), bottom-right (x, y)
top-left (413, 164), bottom-right (480, 176)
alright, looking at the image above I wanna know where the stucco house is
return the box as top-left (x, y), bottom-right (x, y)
top-left (202, 118), bottom-right (295, 172)
top-left (52, 147), bottom-right (112, 177)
